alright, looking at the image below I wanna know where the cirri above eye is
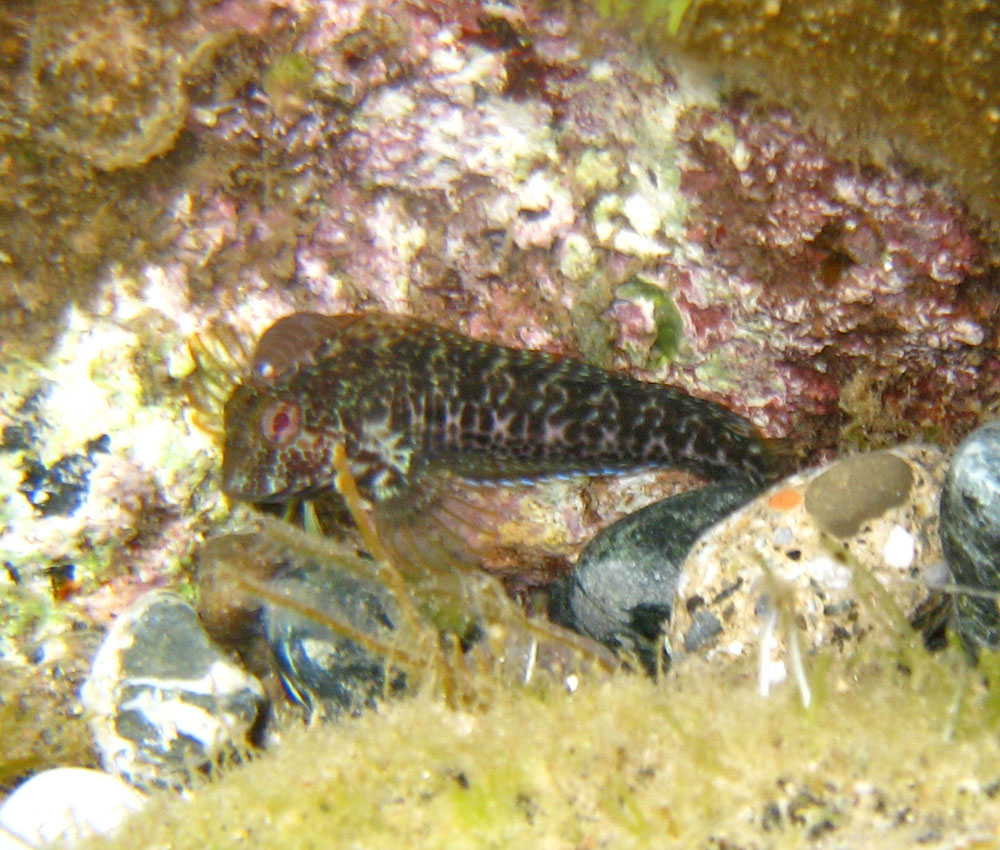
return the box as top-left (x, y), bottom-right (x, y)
top-left (260, 400), bottom-right (301, 446)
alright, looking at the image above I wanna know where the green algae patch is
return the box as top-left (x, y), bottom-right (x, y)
top-left (615, 277), bottom-right (685, 367)
top-left (84, 646), bottom-right (1000, 849)
top-left (596, 0), bottom-right (696, 35)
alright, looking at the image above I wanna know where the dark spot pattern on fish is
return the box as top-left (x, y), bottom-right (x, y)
top-left (222, 312), bottom-right (782, 509)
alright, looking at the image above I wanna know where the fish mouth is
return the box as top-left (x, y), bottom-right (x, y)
top-left (220, 457), bottom-right (326, 504)
top-left (220, 457), bottom-right (280, 502)
top-left (221, 477), bottom-right (295, 503)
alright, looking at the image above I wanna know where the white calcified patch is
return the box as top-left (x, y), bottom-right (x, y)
top-left (0, 284), bottom-right (233, 600)
top-left (34, 306), bottom-right (146, 465)
top-left (119, 688), bottom-right (231, 749)
top-left (119, 661), bottom-right (264, 701)
top-left (800, 556), bottom-right (853, 591)
top-left (591, 74), bottom-right (714, 262)
top-left (370, 195), bottom-right (426, 312)
top-left (883, 524), bottom-right (916, 569)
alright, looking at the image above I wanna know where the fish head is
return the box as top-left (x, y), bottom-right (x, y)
top-left (221, 382), bottom-right (334, 502)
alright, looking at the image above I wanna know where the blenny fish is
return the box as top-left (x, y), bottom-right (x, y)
top-left (221, 312), bottom-right (781, 573)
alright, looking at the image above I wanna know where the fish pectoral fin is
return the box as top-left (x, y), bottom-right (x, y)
top-left (371, 468), bottom-right (499, 578)
top-left (373, 467), bottom-right (593, 582)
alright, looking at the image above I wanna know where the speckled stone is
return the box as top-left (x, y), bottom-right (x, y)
top-left (263, 562), bottom-right (407, 718)
top-left (549, 478), bottom-right (759, 672)
top-left (81, 591), bottom-right (266, 790)
top-left (668, 445), bottom-right (948, 693)
top-left (940, 420), bottom-right (1000, 655)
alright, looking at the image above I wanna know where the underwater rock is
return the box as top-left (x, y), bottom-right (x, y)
top-left (804, 451), bottom-right (914, 538)
top-left (669, 445), bottom-right (949, 693)
top-left (595, 0), bottom-right (1000, 229)
top-left (549, 478), bottom-right (759, 673)
top-left (195, 522), bottom-right (616, 714)
top-left (263, 562), bottom-right (407, 719)
top-left (81, 590), bottom-right (266, 790)
top-left (195, 529), bottom-right (408, 719)
top-left (17, 434), bottom-right (110, 518)
top-left (25, 0), bottom-right (222, 171)
top-left (0, 767), bottom-right (146, 850)
top-left (940, 420), bottom-right (1000, 654)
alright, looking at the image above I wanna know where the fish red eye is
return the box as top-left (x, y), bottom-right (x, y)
top-left (260, 400), bottom-right (301, 445)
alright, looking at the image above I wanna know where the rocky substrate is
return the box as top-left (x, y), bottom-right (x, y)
top-left (5, 423), bottom-right (1000, 848)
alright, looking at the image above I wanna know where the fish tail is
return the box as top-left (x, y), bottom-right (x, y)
top-left (752, 435), bottom-right (799, 483)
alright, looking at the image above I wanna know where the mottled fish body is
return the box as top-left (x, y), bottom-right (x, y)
top-left (222, 312), bottom-right (779, 507)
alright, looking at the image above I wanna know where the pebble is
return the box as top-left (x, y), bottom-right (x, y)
top-left (803, 451), bottom-right (914, 538)
top-left (668, 445), bottom-right (949, 696)
top-left (0, 767), bottom-right (145, 850)
top-left (940, 420), bottom-right (1000, 654)
top-left (549, 478), bottom-right (759, 672)
top-left (81, 590), bottom-right (266, 790)
top-left (263, 560), bottom-right (407, 718)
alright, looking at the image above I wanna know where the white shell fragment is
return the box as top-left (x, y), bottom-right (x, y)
top-left (0, 767), bottom-right (145, 850)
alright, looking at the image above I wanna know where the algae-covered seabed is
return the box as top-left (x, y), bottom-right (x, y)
top-left (86, 647), bottom-right (1000, 849)
top-left (2, 0), bottom-right (1000, 846)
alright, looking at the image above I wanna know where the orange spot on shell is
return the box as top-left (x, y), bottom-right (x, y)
top-left (768, 487), bottom-right (803, 511)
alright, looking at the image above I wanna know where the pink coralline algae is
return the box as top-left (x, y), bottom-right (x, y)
top-left (144, 0), bottom-right (999, 461)
top-left (663, 106), bottom-right (994, 446)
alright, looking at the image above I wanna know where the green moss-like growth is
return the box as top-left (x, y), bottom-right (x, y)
top-left (262, 52), bottom-right (318, 120)
top-left (596, 0), bottom-right (696, 34)
top-left (837, 370), bottom-right (942, 451)
top-left (588, 0), bottom-right (1000, 232)
top-left (0, 657), bottom-right (96, 790)
top-left (82, 643), bottom-right (1000, 849)
top-left (615, 276), bottom-right (685, 366)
